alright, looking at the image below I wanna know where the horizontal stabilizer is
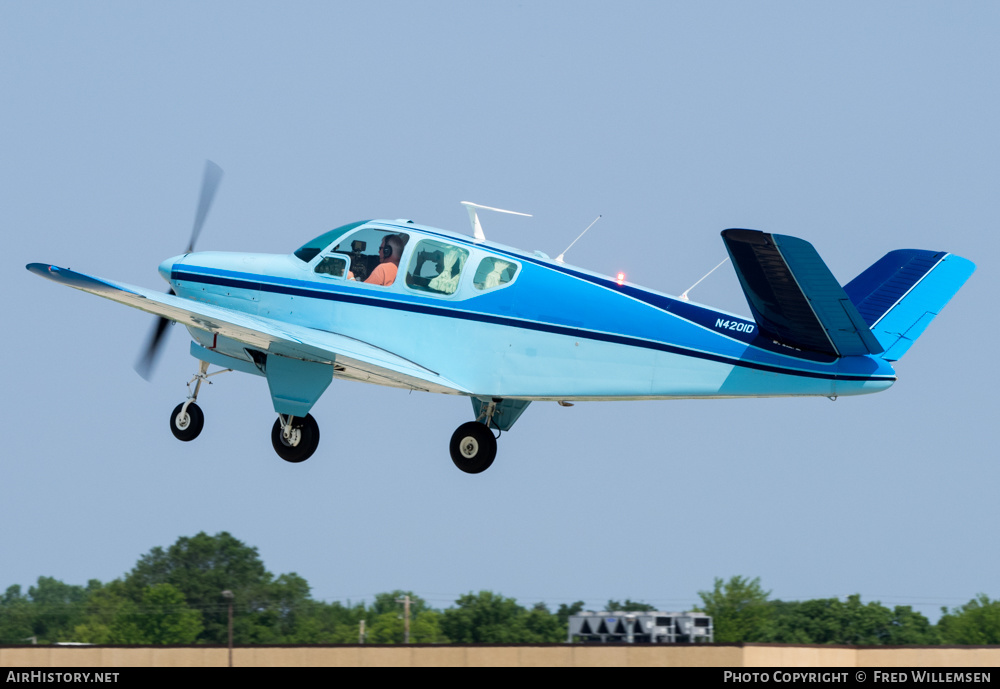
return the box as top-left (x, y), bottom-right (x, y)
top-left (843, 250), bottom-right (975, 361)
top-left (721, 229), bottom-right (883, 357)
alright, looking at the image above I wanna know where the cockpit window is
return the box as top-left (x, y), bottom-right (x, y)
top-left (293, 220), bottom-right (371, 262)
top-left (405, 239), bottom-right (469, 296)
top-left (314, 254), bottom-right (348, 278)
top-left (330, 228), bottom-right (409, 284)
top-left (473, 256), bottom-right (518, 290)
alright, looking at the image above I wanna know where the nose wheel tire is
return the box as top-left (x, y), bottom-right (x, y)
top-left (449, 421), bottom-right (497, 474)
top-left (271, 414), bottom-right (320, 463)
top-left (170, 402), bottom-right (204, 442)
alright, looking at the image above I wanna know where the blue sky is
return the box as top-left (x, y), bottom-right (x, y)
top-left (3, 1), bottom-right (997, 622)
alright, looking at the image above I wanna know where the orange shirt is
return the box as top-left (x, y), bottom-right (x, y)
top-left (364, 262), bottom-right (398, 286)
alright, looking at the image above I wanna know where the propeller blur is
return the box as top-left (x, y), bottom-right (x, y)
top-left (135, 160), bottom-right (223, 381)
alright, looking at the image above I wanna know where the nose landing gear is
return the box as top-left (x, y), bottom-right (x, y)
top-left (168, 360), bottom-right (231, 443)
top-left (170, 401), bottom-right (204, 441)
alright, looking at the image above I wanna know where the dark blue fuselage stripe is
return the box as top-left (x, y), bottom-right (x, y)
top-left (391, 224), bottom-right (846, 362)
top-left (172, 269), bottom-right (893, 383)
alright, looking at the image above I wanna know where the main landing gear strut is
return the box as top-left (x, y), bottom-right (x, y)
top-left (449, 421), bottom-right (498, 474)
top-left (271, 414), bottom-right (320, 463)
top-left (449, 398), bottom-right (502, 474)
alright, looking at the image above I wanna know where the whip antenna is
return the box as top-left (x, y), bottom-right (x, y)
top-left (680, 257), bottom-right (729, 301)
top-left (556, 215), bottom-right (602, 263)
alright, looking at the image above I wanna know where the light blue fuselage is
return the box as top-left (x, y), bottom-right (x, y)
top-left (164, 220), bottom-right (897, 401)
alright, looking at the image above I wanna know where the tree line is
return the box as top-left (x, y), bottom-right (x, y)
top-left (1, 533), bottom-right (996, 645)
top-left (698, 576), bottom-right (998, 646)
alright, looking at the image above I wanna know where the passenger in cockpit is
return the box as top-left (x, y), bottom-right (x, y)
top-left (347, 234), bottom-right (404, 286)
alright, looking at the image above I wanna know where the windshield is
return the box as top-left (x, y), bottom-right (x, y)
top-left (293, 220), bottom-right (371, 262)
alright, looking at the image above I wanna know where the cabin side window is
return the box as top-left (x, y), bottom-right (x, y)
top-left (473, 256), bottom-right (518, 291)
top-left (405, 239), bottom-right (470, 296)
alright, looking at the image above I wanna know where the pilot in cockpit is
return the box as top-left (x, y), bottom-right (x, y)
top-left (348, 234), bottom-right (404, 286)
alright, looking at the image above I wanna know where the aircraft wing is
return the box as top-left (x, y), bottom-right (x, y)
top-left (26, 263), bottom-right (470, 395)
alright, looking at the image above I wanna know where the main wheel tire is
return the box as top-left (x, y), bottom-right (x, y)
top-left (170, 402), bottom-right (204, 442)
top-left (271, 414), bottom-right (320, 463)
top-left (449, 421), bottom-right (497, 474)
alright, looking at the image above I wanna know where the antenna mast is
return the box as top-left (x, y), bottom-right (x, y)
top-left (556, 215), bottom-right (602, 263)
top-left (680, 258), bottom-right (730, 301)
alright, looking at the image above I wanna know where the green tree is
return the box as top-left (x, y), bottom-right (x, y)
top-left (0, 577), bottom-right (101, 644)
top-left (697, 576), bottom-right (772, 642)
top-left (362, 591), bottom-right (447, 644)
top-left (441, 591), bottom-right (521, 643)
top-left (885, 605), bottom-right (939, 645)
top-left (280, 599), bottom-right (367, 644)
top-left (367, 591), bottom-right (432, 620)
top-left (69, 580), bottom-right (144, 644)
top-left (67, 580), bottom-right (201, 644)
top-left (938, 594), bottom-right (1000, 644)
top-left (441, 591), bottom-right (562, 643)
top-left (767, 599), bottom-right (834, 644)
top-left (366, 610), bottom-right (447, 643)
top-left (838, 594), bottom-right (896, 645)
top-left (766, 595), bottom-right (938, 645)
top-left (249, 572), bottom-right (314, 643)
top-left (0, 585), bottom-right (35, 644)
top-left (27, 577), bottom-right (93, 643)
top-left (523, 602), bottom-right (565, 642)
top-left (124, 531), bottom-right (292, 644)
top-left (135, 583), bottom-right (203, 644)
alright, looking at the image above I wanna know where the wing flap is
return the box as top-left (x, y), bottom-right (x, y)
top-left (721, 230), bottom-right (883, 357)
top-left (27, 263), bottom-right (470, 394)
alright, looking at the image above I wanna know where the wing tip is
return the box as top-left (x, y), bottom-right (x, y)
top-left (26, 262), bottom-right (56, 276)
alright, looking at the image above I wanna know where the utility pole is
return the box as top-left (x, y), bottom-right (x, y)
top-left (221, 590), bottom-right (234, 667)
top-left (396, 595), bottom-right (411, 644)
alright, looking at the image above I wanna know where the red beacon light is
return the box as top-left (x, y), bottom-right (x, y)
top-left (616, 271), bottom-right (625, 286)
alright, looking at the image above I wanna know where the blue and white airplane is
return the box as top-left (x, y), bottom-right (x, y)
top-left (27, 163), bottom-right (975, 473)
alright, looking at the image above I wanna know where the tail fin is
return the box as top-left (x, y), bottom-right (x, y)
top-left (843, 249), bottom-right (975, 361)
top-left (722, 229), bottom-right (883, 357)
